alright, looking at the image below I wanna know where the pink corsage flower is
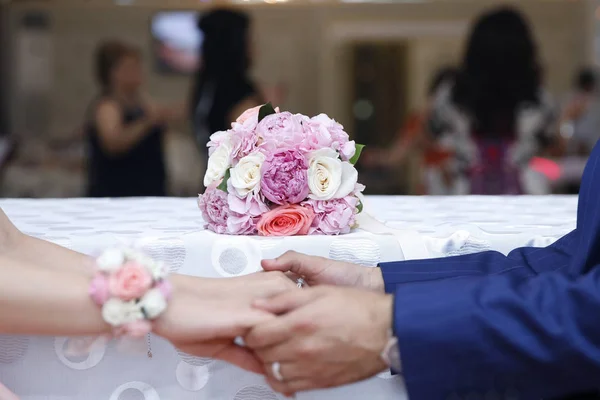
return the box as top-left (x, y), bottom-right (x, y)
top-left (109, 262), bottom-right (153, 301)
top-left (89, 274), bottom-right (110, 305)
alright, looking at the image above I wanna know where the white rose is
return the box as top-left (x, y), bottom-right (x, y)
top-left (230, 152), bottom-right (265, 196)
top-left (335, 161), bottom-right (359, 199)
top-left (96, 248), bottom-right (125, 272)
top-left (307, 148), bottom-right (343, 201)
top-left (203, 139), bottom-right (234, 187)
top-left (101, 298), bottom-right (143, 327)
top-left (139, 288), bottom-right (168, 319)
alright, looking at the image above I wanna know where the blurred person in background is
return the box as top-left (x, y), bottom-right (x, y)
top-left (86, 40), bottom-right (183, 197)
top-left (427, 7), bottom-right (557, 195)
top-left (190, 9), bottom-right (285, 158)
top-left (362, 67), bottom-right (458, 195)
top-left (539, 68), bottom-right (600, 195)
top-left (190, 9), bottom-right (260, 155)
top-left (560, 68), bottom-right (600, 157)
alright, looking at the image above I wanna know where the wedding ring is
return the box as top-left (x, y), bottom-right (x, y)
top-left (296, 278), bottom-right (305, 289)
top-left (271, 361), bottom-right (284, 382)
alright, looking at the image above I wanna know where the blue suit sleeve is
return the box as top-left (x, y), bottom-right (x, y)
top-left (393, 265), bottom-right (600, 399)
top-left (380, 229), bottom-right (577, 293)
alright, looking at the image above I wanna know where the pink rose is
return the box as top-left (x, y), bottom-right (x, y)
top-left (89, 274), bottom-right (110, 305)
top-left (123, 319), bottom-right (152, 338)
top-left (236, 105), bottom-right (262, 125)
top-left (235, 105), bottom-right (280, 126)
top-left (257, 112), bottom-right (304, 152)
top-left (261, 149), bottom-right (309, 205)
top-left (257, 205), bottom-right (315, 236)
top-left (108, 262), bottom-right (153, 301)
top-left (303, 196), bottom-right (359, 235)
top-left (198, 185), bottom-right (230, 234)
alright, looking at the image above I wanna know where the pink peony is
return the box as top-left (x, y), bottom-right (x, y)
top-left (206, 131), bottom-right (231, 157)
top-left (261, 149), bottom-right (310, 205)
top-left (230, 124), bottom-right (259, 161)
top-left (89, 274), bottom-right (110, 305)
top-left (108, 262), bottom-right (153, 301)
top-left (257, 205), bottom-right (315, 236)
top-left (303, 196), bottom-right (359, 235)
top-left (198, 183), bottom-right (260, 235)
top-left (311, 114), bottom-right (355, 161)
top-left (227, 180), bottom-right (269, 217)
top-left (227, 213), bottom-right (258, 235)
top-left (257, 112), bottom-right (305, 152)
top-left (197, 185), bottom-right (230, 234)
top-left (293, 114), bottom-right (331, 152)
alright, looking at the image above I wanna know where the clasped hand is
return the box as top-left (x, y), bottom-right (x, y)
top-left (164, 252), bottom-right (392, 396)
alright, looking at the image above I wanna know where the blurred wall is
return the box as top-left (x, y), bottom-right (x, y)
top-left (6, 1), bottom-right (591, 138)
top-left (1, 1), bottom-right (592, 197)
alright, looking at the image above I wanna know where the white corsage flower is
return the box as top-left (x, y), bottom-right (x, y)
top-left (307, 148), bottom-right (343, 200)
top-left (139, 288), bottom-right (167, 319)
top-left (101, 298), bottom-right (144, 327)
top-left (148, 261), bottom-right (168, 281)
top-left (96, 248), bottom-right (125, 272)
top-left (204, 138), bottom-right (234, 187)
top-left (230, 151), bottom-right (265, 196)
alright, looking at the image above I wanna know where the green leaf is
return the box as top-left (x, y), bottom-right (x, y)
top-left (356, 199), bottom-right (364, 214)
top-left (349, 144), bottom-right (365, 165)
top-left (258, 102), bottom-right (276, 123)
top-left (217, 169), bottom-right (231, 192)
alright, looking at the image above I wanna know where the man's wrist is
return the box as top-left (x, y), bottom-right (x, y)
top-left (368, 268), bottom-right (385, 292)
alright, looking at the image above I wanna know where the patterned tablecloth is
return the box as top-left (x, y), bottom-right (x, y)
top-left (0, 196), bottom-right (578, 400)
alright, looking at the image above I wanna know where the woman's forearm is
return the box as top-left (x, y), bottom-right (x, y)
top-left (0, 257), bottom-right (110, 336)
top-left (8, 234), bottom-right (94, 277)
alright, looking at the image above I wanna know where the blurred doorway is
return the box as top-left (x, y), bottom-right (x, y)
top-left (350, 42), bottom-right (409, 194)
top-left (351, 42), bottom-right (408, 147)
top-left (320, 20), bottom-right (466, 195)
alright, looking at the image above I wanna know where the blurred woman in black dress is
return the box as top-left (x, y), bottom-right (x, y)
top-left (190, 9), bottom-right (263, 154)
top-left (86, 41), bottom-right (182, 197)
top-left (427, 7), bottom-right (558, 195)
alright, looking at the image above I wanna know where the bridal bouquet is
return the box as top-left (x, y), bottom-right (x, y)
top-left (198, 103), bottom-right (365, 236)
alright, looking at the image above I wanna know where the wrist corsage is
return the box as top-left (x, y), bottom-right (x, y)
top-left (89, 248), bottom-right (172, 338)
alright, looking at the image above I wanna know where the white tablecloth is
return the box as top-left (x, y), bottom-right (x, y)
top-left (0, 196), bottom-right (578, 400)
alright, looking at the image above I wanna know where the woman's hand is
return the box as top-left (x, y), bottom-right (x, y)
top-left (172, 271), bottom-right (298, 301)
top-left (154, 272), bottom-right (298, 373)
top-left (154, 287), bottom-right (274, 373)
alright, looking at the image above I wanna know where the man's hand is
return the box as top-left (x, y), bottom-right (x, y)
top-left (245, 286), bottom-right (393, 394)
top-left (262, 251), bottom-right (384, 292)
